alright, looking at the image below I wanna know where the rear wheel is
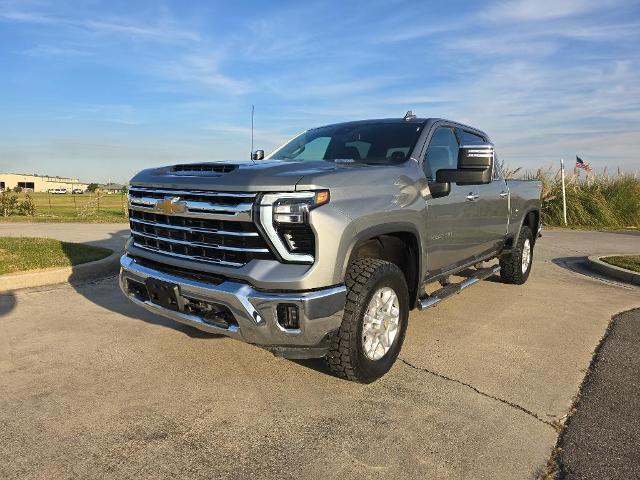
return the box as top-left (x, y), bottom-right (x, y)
top-left (324, 258), bottom-right (409, 383)
top-left (500, 225), bottom-right (534, 285)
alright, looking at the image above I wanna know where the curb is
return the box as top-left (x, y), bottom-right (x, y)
top-left (587, 255), bottom-right (640, 286)
top-left (0, 252), bottom-right (121, 292)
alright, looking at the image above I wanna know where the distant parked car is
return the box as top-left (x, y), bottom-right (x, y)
top-left (48, 188), bottom-right (68, 194)
top-left (72, 188), bottom-right (84, 194)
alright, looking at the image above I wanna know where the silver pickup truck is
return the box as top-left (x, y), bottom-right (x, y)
top-left (119, 115), bottom-right (541, 382)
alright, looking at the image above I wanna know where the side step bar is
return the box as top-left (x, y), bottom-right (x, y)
top-left (417, 265), bottom-right (501, 310)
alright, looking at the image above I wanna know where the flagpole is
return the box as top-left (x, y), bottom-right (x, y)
top-left (560, 158), bottom-right (567, 225)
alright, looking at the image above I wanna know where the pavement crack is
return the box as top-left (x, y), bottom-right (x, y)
top-left (399, 358), bottom-right (558, 430)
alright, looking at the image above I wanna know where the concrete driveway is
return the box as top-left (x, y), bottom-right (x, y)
top-left (0, 228), bottom-right (638, 479)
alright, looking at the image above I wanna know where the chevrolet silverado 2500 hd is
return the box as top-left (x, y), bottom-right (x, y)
top-left (119, 116), bottom-right (541, 383)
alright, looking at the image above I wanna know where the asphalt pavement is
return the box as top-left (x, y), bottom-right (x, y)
top-left (0, 226), bottom-right (638, 479)
top-left (555, 308), bottom-right (640, 479)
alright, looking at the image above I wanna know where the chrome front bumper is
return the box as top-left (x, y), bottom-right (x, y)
top-left (118, 255), bottom-right (346, 358)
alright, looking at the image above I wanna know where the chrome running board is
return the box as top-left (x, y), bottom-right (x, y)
top-left (417, 265), bottom-right (501, 310)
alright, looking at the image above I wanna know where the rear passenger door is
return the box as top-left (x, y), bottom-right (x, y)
top-left (422, 126), bottom-right (480, 273)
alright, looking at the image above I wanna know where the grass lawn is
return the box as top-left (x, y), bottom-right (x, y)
top-left (0, 237), bottom-right (113, 275)
top-left (1, 192), bottom-right (128, 223)
top-left (602, 255), bottom-right (640, 273)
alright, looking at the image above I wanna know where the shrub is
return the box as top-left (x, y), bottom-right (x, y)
top-left (0, 191), bottom-right (37, 216)
top-left (0, 191), bottom-right (19, 216)
top-left (18, 194), bottom-right (36, 216)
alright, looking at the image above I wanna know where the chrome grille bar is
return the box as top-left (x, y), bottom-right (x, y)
top-left (128, 203), bottom-right (252, 222)
top-left (129, 218), bottom-right (259, 237)
top-left (129, 196), bottom-right (253, 214)
top-left (132, 230), bottom-right (270, 253)
top-left (131, 242), bottom-right (244, 268)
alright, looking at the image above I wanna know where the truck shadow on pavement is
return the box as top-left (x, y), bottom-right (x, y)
top-left (73, 276), bottom-right (219, 339)
top-left (0, 291), bottom-right (17, 317)
top-left (66, 230), bottom-right (222, 340)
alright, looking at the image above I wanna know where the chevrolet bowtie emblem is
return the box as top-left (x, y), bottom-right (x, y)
top-left (155, 197), bottom-right (187, 215)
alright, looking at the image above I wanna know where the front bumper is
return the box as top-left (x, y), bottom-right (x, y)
top-left (118, 255), bottom-right (346, 358)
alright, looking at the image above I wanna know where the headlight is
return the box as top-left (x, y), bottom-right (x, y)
top-left (259, 191), bottom-right (329, 263)
top-left (272, 191), bottom-right (329, 224)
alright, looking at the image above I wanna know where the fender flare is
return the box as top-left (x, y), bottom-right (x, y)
top-left (343, 222), bottom-right (423, 307)
top-left (512, 208), bottom-right (541, 246)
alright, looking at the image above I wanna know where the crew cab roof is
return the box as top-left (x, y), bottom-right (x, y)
top-left (311, 117), bottom-right (488, 139)
top-left (311, 118), bottom-right (430, 130)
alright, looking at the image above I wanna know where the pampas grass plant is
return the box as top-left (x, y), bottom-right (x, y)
top-left (502, 164), bottom-right (640, 229)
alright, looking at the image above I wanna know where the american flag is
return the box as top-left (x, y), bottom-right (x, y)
top-left (575, 156), bottom-right (592, 172)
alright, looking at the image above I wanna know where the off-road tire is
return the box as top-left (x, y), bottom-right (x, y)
top-left (324, 258), bottom-right (409, 383)
top-left (500, 225), bottom-right (534, 285)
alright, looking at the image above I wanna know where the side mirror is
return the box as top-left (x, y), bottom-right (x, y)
top-left (458, 144), bottom-right (494, 169)
top-left (435, 144), bottom-right (494, 185)
top-left (252, 149), bottom-right (265, 160)
top-left (428, 181), bottom-right (450, 199)
top-left (436, 168), bottom-right (492, 185)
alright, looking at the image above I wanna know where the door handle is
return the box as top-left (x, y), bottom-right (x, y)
top-left (466, 193), bottom-right (479, 201)
top-left (499, 191), bottom-right (509, 198)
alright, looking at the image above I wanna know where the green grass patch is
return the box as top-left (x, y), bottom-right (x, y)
top-left (601, 255), bottom-right (640, 273)
top-left (0, 237), bottom-right (113, 275)
top-left (0, 192), bottom-right (128, 223)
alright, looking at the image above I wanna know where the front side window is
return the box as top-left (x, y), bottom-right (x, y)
top-left (423, 127), bottom-right (459, 180)
top-left (294, 136), bottom-right (331, 160)
top-left (269, 122), bottom-right (424, 164)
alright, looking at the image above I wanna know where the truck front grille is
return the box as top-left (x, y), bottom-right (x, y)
top-left (128, 187), bottom-right (275, 267)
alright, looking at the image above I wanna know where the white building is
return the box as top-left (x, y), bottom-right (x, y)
top-left (0, 173), bottom-right (89, 193)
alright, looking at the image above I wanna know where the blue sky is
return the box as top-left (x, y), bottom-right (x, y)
top-left (1, 0), bottom-right (639, 183)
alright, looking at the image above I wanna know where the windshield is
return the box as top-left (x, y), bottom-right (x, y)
top-left (269, 122), bottom-right (424, 164)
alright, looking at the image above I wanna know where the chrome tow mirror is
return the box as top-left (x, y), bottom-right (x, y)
top-left (436, 144), bottom-right (494, 185)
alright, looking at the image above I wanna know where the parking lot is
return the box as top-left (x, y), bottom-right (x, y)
top-left (1, 228), bottom-right (638, 479)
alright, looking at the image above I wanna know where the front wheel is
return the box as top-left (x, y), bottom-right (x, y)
top-left (500, 225), bottom-right (534, 285)
top-left (324, 258), bottom-right (409, 383)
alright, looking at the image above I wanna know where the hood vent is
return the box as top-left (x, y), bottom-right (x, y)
top-left (169, 164), bottom-right (237, 176)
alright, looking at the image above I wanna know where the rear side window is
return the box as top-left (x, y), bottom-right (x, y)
top-left (424, 127), bottom-right (459, 180)
top-left (460, 131), bottom-right (486, 145)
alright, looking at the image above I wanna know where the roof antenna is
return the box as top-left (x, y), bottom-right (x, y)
top-left (404, 110), bottom-right (416, 121)
top-left (250, 104), bottom-right (255, 161)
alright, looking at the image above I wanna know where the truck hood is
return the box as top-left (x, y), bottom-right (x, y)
top-left (129, 159), bottom-right (374, 192)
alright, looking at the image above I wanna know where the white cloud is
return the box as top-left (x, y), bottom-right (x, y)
top-left (159, 52), bottom-right (250, 95)
top-left (480, 0), bottom-right (607, 22)
top-left (0, 8), bottom-right (199, 43)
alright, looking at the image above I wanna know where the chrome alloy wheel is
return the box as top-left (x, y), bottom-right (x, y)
top-left (362, 287), bottom-right (400, 361)
top-left (521, 238), bottom-right (532, 274)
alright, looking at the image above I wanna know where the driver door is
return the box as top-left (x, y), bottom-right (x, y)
top-left (422, 126), bottom-right (479, 273)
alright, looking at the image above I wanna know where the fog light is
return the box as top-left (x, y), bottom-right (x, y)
top-left (276, 303), bottom-right (300, 330)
